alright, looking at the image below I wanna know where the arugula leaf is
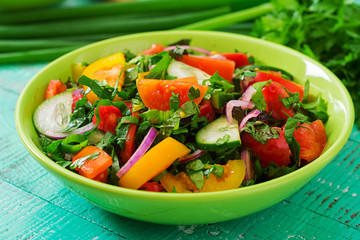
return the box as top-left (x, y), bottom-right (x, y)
top-left (62, 94), bottom-right (89, 132)
top-left (282, 91), bottom-right (300, 109)
top-left (78, 75), bottom-right (112, 100)
top-left (169, 92), bottom-right (180, 112)
top-left (187, 86), bottom-right (201, 101)
top-left (96, 131), bottom-right (116, 150)
top-left (145, 52), bottom-right (172, 79)
top-left (203, 72), bottom-right (234, 94)
top-left (251, 81), bottom-right (271, 111)
top-left (242, 121), bottom-right (280, 145)
top-left (168, 39), bottom-right (191, 46)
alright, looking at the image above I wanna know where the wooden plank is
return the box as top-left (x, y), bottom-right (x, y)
top-left (0, 179), bottom-right (124, 240)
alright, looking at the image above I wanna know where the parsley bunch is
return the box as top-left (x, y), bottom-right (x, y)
top-left (251, 0), bottom-right (360, 126)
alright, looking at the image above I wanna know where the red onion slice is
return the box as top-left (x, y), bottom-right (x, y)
top-left (239, 110), bottom-right (261, 130)
top-left (240, 72), bottom-right (255, 93)
top-left (45, 122), bottom-right (96, 139)
top-left (72, 89), bottom-right (83, 96)
top-left (163, 45), bottom-right (211, 55)
top-left (242, 85), bottom-right (257, 102)
top-left (241, 149), bottom-right (254, 182)
top-left (226, 100), bottom-right (255, 123)
top-left (178, 149), bottom-right (206, 163)
top-left (116, 127), bottom-right (158, 178)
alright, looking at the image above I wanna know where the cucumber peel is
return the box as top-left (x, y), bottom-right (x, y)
top-left (195, 115), bottom-right (241, 151)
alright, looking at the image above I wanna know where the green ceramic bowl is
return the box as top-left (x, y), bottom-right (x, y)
top-left (15, 30), bottom-right (354, 225)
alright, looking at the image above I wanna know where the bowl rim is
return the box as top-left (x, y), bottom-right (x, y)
top-left (15, 30), bottom-right (355, 200)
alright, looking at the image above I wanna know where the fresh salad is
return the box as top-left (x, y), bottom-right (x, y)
top-left (34, 39), bottom-right (328, 193)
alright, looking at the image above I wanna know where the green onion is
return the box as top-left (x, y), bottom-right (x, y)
top-left (0, 46), bottom-right (82, 63)
top-left (61, 134), bottom-right (88, 154)
top-left (0, 39), bottom-right (90, 52)
top-left (176, 3), bottom-right (274, 30)
top-left (0, 7), bottom-right (230, 39)
top-left (0, 0), bottom-right (229, 24)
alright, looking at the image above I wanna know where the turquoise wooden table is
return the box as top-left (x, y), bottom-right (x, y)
top-left (1, 2), bottom-right (360, 240)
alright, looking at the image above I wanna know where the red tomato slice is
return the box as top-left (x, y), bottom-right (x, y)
top-left (198, 99), bottom-right (215, 122)
top-left (221, 52), bottom-right (252, 68)
top-left (92, 105), bottom-right (122, 134)
top-left (140, 182), bottom-right (165, 192)
top-left (262, 82), bottom-right (296, 120)
top-left (140, 44), bottom-right (164, 55)
top-left (293, 120), bottom-right (327, 162)
top-left (71, 92), bottom-right (84, 112)
top-left (252, 72), bottom-right (304, 100)
top-left (45, 79), bottom-right (67, 99)
top-left (137, 77), bottom-right (208, 111)
top-left (242, 130), bottom-right (292, 168)
top-left (178, 55), bottom-right (235, 82)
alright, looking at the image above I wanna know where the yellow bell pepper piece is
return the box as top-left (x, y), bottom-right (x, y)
top-left (160, 160), bottom-right (246, 193)
top-left (71, 63), bottom-right (87, 83)
top-left (118, 137), bottom-right (191, 190)
top-left (82, 52), bottom-right (126, 104)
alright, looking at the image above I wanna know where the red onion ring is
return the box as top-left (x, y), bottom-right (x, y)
top-left (239, 110), bottom-right (261, 130)
top-left (242, 85), bottom-right (257, 102)
top-left (241, 149), bottom-right (254, 182)
top-left (179, 150), bottom-right (206, 163)
top-left (226, 100), bottom-right (255, 123)
top-left (72, 89), bottom-right (83, 96)
top-left (116, 127), bottom-right (158, 178)
top-left (163, 45), bottom-right (211, 55)
top-left (45, 122), bottom-right (96, 139)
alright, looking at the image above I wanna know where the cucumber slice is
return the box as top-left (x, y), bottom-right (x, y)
top-left (195, 115), bottom-right (241, 151)
top-left (167, 59), bottom-right (211, 85)
top-left (33, 90), bottom-right (73, 135)
top-left (211, 92), bottom-right (240, 109)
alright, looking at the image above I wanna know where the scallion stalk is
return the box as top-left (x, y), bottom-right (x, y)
top-left (175, 3), bottom-right (274, 30)
top-left (0, 7), bottom-right (230, 39)
top-left (0, 0), bottom-right (229, 24)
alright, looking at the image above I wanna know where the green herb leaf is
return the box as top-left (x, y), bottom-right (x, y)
top-left (145, 52), bottom-right (172, 79)
top-left (169, 92), bottom-right (180, 112)
top-left (242, 121), bottom-right (280, 144)
top-left (188, 86), bottom-right (201, 101)
top-left (251, 81), bottom-right (271, 111)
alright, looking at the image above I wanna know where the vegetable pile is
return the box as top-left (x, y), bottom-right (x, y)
top-left (34, 40), bottom-right (328, 192)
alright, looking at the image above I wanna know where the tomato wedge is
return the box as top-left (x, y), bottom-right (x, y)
top-left (221, 52), bottom-right (252, 68)
top-left (92, 105), bottom-right (122, 134)
top-left (252, 72), bottom-right (304, 100)
top-left (198, 99), bottom-right (215, 122)
top-left (137, 77), bottom-right (208, 111)
top-left (262, 82), bottom-right (296, 120)
top-left (294, 120), bottom-right (327, 162)
top-left (242, 130), bottom-right (292, 168)
top-left (140, 44), bottom-right (164, 55)
top-left (45, 79), bottom-right (67, 99)
top-left (178, 55), bottom-right (235, 82)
